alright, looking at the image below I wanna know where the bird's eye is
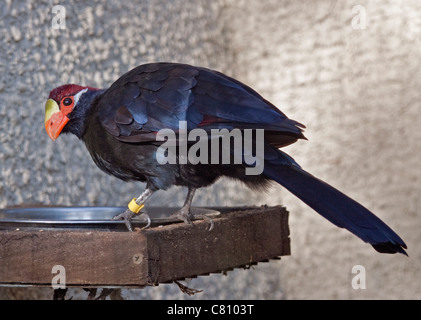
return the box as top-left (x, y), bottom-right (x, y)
top-left (63, 97), bottom-right (73, 106)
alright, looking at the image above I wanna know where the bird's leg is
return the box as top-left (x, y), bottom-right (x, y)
top-left (112, 188), bottom-right (154, 231)
top-left (170, 187), bottom-right (196, 224)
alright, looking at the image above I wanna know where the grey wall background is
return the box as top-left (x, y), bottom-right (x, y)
top-left (0, 0), bottom-right (420, 299)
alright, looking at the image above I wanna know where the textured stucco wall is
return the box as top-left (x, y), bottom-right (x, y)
top-left (223, 0), bottom-right (421, 299)
top-left (0, 0), bottom-right (420, 299)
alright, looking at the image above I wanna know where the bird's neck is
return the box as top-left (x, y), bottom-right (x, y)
top-left (64, 89), bottom-right (104, 139)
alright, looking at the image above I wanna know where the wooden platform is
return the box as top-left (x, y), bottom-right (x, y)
top-left (0, 206), bottom-right (290, 288)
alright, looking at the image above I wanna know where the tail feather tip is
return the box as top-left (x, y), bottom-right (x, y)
top-left (372, 242), bottom-right (408, 256)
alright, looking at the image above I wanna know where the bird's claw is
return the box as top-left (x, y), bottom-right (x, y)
top-left (112, 208), bottom-right (151, 231)
top-left (170, 209), bottom-right (214, 231)
top-left (198, 214), bottom-right (214, 231)
top-left (170, 208), bottom-right (194, 225)
top-left (112, 208), bottom-right (135, 231)
top-left (174, 280), bottom-right (203, 296)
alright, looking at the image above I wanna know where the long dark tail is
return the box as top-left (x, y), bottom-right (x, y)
top-left (263, 161), bottom-right (407, 255)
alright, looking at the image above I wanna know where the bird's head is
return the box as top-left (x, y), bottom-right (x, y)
top-left (45, 84), bottom-right (100, 140)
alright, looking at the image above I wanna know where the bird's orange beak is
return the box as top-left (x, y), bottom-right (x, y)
top-left (45, 99), bottom-right (69, 141)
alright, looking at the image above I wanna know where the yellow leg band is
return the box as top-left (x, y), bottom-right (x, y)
top-left (128, 198), bottom-right (145, 214)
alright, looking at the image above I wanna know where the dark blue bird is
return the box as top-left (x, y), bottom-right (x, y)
top-left (44, 62), bottom-right (407, 255)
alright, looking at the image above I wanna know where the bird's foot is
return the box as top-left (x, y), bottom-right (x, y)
top-left (170, 207), bottom-right (194, 225)
top-left (112, 208), bottom-right (151, 231)
top-left (174, 280), bottom-right (203, 296)
top-left (170, 208), bottom-right (214, 231)
top-left (112, 208), bottom-right (135, 231)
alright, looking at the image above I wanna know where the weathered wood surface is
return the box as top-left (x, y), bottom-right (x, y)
top-left (0, 206), bottom-right (290, 288)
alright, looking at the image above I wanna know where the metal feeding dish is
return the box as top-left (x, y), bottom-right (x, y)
top-left (0, 206), bottom-right (220, 231)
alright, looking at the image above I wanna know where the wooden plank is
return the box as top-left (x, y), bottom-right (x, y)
top-left (0, 230), bottom-right (149, 287)
top-left (0, 206), bottom-right (289, 288)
